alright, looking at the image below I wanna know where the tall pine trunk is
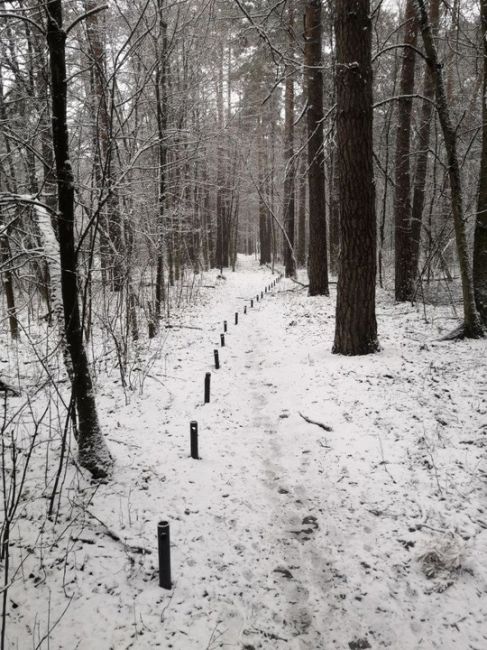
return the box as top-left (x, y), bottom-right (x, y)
top-left (305, 0), bottom-right (329, 295)
top-left (47, 0), bottom-right (112, 478)
top-left (410, 0), bottom-right (440, 282)
top-left (333, 0), bottom-right (379, 355)
top-left (474, 0), bottom-right (487, 325)
top-left (283, 1), bottom-right (296, 278)
top-left (155, 0), bottom-right (168, 324)
top-left (394, 0), bottom-right (418, 302)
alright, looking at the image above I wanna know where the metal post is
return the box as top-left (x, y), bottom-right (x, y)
top-left (204, 372), bottom-right (211, 403)
top-left (190, 421), bottom-right (199, 459)
top-left (158, 521), bottom-right (172, 589)
top-left (214, 349), bottom-right (220, 369)
top-left (235, 312), bottom-right (238, 325)
top-left (261, 291), bottom-right (263, 299)
top-left (250, 299), bottom-right (253, 308)
top-left (220, 333), bottom-right (225, 347)
top-left (244, 305), bottom-right (247, 314)
top-left (224, 320), bottom-right (227, 333)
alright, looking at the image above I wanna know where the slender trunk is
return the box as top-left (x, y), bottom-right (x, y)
top-left (46, 0), bottom-right (112, 477)
top-left (0, 231), bottom-right (18, 340)
top-left (283, 1), bottom-right (296, 278)
top-left (410, 0), bottom-right (440, 281)
top-left (333, 0), bottom-right (379, 355)
top-left (297, 155), bottom-right (307, 267)
top-left (416, 0), bottom-right (483, 338)
top-left (305, 0), bottom-right (329, 295)
top-left (84, 0), bottom-right (123, 291)
top-left (474, 0), bottom-right (487, 325)
top-left (394, 0), bottom-right (418, 301)
top-left (155, 1), bottom-right (167, 323)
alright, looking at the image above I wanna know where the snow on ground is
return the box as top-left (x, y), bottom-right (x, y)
top-left (4, 256), bottom-right (487, 649)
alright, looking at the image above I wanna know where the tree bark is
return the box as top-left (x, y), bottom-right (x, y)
top-left (394, 0), bottom-right (418, 302)
top-left (305, 0), bottom-right (329, 295)
top-left (474, 0), bottom-right (487, 325)
top-left (416, 0), bottom-right (483, 338)
top-left (297, 154), bottom-right (307, 267)
top-left (84, 0), bottom-right (123, 291)
top-left (283, 1), bottom-right (296, 279)
top-left (155, 0), bottom-right (168, 323)
top-left (46, 0), bottom-right (112, 478)
top-left (410, 0), bottom-right (440, 282)
top-left (333, 0), bottom-right (379, 355)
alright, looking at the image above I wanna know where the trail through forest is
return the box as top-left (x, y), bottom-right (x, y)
top-left (6, 258), bottom-right (487, 650)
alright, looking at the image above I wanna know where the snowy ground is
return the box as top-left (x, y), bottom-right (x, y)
top-left (4, 256), bottom-right (487, 649)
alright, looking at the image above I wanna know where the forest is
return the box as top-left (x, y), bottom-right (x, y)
top-left (0, 0), bottom-right (486, 648)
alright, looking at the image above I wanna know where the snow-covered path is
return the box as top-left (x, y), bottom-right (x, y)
top-left (8, 258), bottom-right (487, 650)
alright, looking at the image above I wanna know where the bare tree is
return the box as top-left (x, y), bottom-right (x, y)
top-left (415, 0), bottom-right (483, 338)
top-left (46, 0), bottom-right (112, 477)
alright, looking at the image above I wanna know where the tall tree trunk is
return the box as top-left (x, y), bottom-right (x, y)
top-left (46, 0), bottom-right (112, 478)
top-left (84, 0), bottom-right (123, 291)
top-left (155, 0), bottom-right (167, 324)
top-left (297, 154), bottom-right (307, 267)
top-left (474, 0), bottom-right (487, 325)
top-left (410, 0), bottom-right (440, 281)
top-left (215, 45), bottom-right (227, 271)
top-left (394, 0), bottom-right (418, 302)
top-left (305, 0), bottom-right (329, 295)
top-left (283, 1), bottom-right (296, 279)
top-left (416, 0), bottom-right (483, 338)
top-left (0, 226), bottom-right (18, 340)
top-left (333, 0), bottom-right (379, 355)
top-left (0, 69), bottom-right (18, 340)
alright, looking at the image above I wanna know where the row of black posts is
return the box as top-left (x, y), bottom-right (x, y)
top-left (158, 272), bottom-right (283, 590)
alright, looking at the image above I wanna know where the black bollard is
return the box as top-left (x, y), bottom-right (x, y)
top-left (214, 349), bottom-right (220, 370)
top-left (265, 287), bottom-right (267, 293)
top-left (204, 372), bottom-right (211, 403)
top-left (261, 291), bottom-right (263, 299)
top-left (250, 299), bottom-right (254, 308)
top-left (256, 295), bottom-right (259, 302)
top-left (244, 305), bottom-right (247, 315)
top-left (158, 521), bottom-right (172, 589)
top-left (223, 320), bottom-right (227, 333)
top-left (190, 421), bottom-right (199, 459)
top-left (220, 333), bottom-right (225, 347)
top-left (235, 312), bottom-right (238, 325)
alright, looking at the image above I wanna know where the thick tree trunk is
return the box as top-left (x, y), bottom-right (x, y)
top-left (394, 0), bottom-right (418, 302)
top-left (333, 0), bottom-right (379, 356)
top-left (46, 0), bottom-right (112, 478)
top-left (416, 0), bottom-right (483, 338)
top-left (305, 0), bottom-right (329, 295)
top-left (474, 0), bottom-right (487, 325)
top-left (283, 1), bottom-right (296, 279)
top-left (410, 0), bottom-right (440, 282)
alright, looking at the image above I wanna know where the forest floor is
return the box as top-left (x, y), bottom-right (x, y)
top-left (4, 256), bottom-right (487, 650)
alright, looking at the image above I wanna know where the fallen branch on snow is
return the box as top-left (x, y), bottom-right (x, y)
top-left (86, 509), bottom-right (152, 555)
top-left (298, 412), bottom-right (333, 432)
